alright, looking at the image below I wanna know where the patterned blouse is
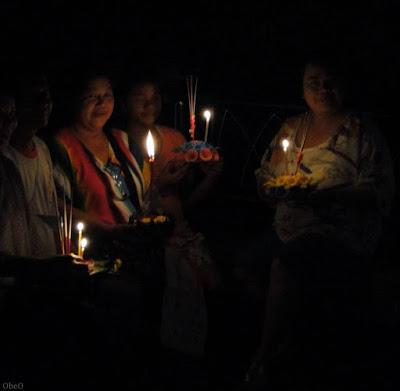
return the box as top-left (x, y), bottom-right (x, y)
top-left (255, 113), bottom-right (395, 257)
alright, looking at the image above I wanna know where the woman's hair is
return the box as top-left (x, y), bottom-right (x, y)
top-left (303, 54), bottom-right (348, 84)
top-left (119, 69), bottom-right (161, 99)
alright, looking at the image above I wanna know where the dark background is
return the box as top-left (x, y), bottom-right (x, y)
top-left (1, 0), bottom-right (399, 189)
top-left (1, 1), bottom-right (398, 106)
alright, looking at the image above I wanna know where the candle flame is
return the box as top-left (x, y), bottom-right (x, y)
top-left (203, 110), bottom-right (211, 121)
top-left (281, 139), bottom-right (290, 153)
top-left (81, 238), bottom-right (88, 249)
top-left (146, 130), bottom-right (155, 162)
top-left (77, 222), bottom-right (84, 231)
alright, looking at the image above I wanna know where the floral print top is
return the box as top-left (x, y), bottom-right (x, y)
top-left (255, 113), bottom-right (395, 256)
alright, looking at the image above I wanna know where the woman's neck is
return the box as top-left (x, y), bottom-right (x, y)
top-left (310, 110), bottom-right (347, 129)
top-left (72, 123), bottom-right (105, 143)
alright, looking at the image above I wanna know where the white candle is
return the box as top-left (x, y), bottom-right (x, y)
top-left (281, 139), bottom-right (289, 152)
top-left (281, 139), bottom-right (290, 175)
top-left (80, 238), bottom-right (88, 258)
top-left (146, 130), bottom-right (155, 163)
top-left (77, 222), bottom-right (84, 257)
top-left (203, 110), bottom-right (211, 143)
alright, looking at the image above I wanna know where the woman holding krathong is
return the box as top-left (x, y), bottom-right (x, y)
top-left (122, 74), bottom-right (222, 287)
top-left (250, 56), bottom-right (394, 386)
top-left (46, 70), bottom-right (169, 386)
top-left (47, 71), bottom-right (153, 260)
top-left (121, 73), bottom-right (221, 359)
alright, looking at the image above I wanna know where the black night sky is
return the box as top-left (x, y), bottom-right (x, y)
top-left (1, 1), bottom-right (398, 108)
top-left (1, 1), bottom-right (399, 187)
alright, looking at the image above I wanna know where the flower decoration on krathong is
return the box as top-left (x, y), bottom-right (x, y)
top-left (134, 215), bottom-right (174, 241)
top-left (264, 172), bottom-right (314, 190)
top-left (139, 215), bottom-right (169, 224)
top-left (263, 172), bottom-right (323, 200)
top-left (173, 140), bottom-right (220, 163)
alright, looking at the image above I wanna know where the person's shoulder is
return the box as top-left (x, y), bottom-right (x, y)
top-left (275, 114), bottom-right (303, 138)
top-left (110, 128), bottom-right (129, 144)
top-left (352, 113), bottom-right (387, 144)
top-left (44, 128), bottom-right (76, 164)
top-left (110, 128), bottom-right (125, 135)
top-left (2, 144), bottom-right (16, 162)
top-left (33, 135), bottom-right (51, 154)
top-left (33, 136), bottom-right (56, 170)
top-left (52, 127), bottom-right (75, 144)
top-left (285, 114), bottom-right (303, 129)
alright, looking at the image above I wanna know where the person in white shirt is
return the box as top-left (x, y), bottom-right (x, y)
top-left (5, 72), bottom-right (58, 257)
top-left (1, 85), bottom-right (87, 280)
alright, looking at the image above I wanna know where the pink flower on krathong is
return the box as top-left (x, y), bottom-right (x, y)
top-left (212, 150), bottom-right (220, 161)
top-left (184, 149), bottom-right (199, 162)
top-left (199, 148), bottom-right (213, 162)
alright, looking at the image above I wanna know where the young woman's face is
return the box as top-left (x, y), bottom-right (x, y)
top-left (303, 64), bottom-right (344, 115)
top-left (126, 82), bottom-right (161, 127)
top-left (77, 77), bottom-right (114, 131)
top-left (0, 96), bottom-right (17, 152)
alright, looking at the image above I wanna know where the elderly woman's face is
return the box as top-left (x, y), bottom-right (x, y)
top-left (77, 77), bottom-right (114, 130)
top-left (303, 64), bottom-right (344, 115)
top-left (0, 96), bottom-right (17, 152)
top-left (126, 83), bottom-right (161, 127)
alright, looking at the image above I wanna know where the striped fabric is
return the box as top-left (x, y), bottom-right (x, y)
top-left (51, 128), bottom-right (149, 225)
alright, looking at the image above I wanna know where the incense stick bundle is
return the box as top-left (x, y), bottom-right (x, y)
top-left (186, 75), bottom-right (198, 139)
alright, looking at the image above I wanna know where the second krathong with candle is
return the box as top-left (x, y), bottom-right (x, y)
top-left (136, 129), bottom-right (174, 238)
top-left (173, 77), bottom-right (220, 163)
top-left (263, 136), bottom-right (323, 200)
top-left (263, 172), bottom-right (323, 200)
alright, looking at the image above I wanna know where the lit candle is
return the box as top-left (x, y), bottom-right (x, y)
top-left (203, 110), bottom-right (212, 143)
top-left (146, 130), bottom-right (155, 163)
top-left (144, 130), bottom-right (157, 215)
top-left (77, 222), bottom-right (84, 257)
top-left (80, 238), bottom-right (88, 258)
top-left (281, 138), bottom-right (290, 175)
